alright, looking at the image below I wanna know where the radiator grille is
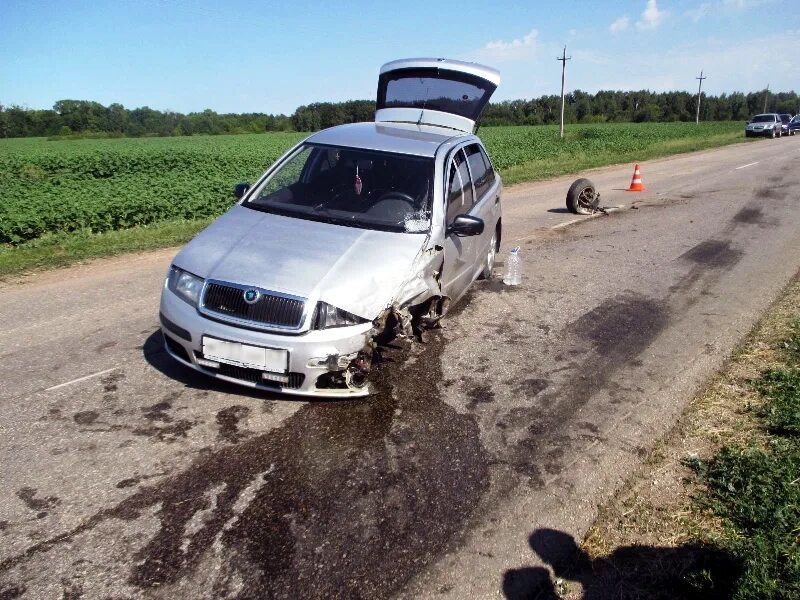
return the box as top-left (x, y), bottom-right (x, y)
top-left (202, 282), bottom-right (305, 329)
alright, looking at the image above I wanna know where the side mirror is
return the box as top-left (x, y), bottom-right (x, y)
top-left (447, 214), bottom-right (484, 237)
top-left (233, 182), bottom-right (251, 199)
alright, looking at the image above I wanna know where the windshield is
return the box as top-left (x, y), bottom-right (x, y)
top-left (245, 144), bottom-right (433, 233)
top-left (780, 114), bottom-right (791, 123)
top-left (752, 115), bottom-right (775, 123)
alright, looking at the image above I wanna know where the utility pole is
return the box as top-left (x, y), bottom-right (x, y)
top-left (557, 46), bottom-right (571, 139)
top-left (762, 84), bottom-right (770, 113)
top-left (695, 69), bottom-right (707, 124)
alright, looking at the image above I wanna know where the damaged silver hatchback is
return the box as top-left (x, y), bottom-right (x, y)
top-left (159, 58), bottom-right (502, 397)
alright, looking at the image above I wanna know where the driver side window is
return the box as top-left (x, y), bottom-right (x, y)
top-left (446, 149), bottom-right (473, 224)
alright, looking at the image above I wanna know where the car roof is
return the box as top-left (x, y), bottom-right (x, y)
top-left (305, 121), bottom-right (468, 157)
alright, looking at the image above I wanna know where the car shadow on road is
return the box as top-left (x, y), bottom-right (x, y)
top-left (546, 208), bottom-right (571, 214)
top-left (502, 528), bottom-right (739, 600)
top-left (141, 329), bottom-right (287, 401)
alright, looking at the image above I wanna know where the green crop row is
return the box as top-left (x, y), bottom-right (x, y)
top-left (0, 122), bottom-right (742, 245)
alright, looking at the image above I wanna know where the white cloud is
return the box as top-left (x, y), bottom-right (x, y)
top-left (686, 0), bottom-right (775, 22)
top-left (636, 0), bottom-right (667, 31)
top-left (609, 16), bottom-right (630, 33)
top-left (475, 29), bottom-right (539, 62)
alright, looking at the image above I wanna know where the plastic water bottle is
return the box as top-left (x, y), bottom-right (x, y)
top-left (503, 246), bottom-right (522, 285)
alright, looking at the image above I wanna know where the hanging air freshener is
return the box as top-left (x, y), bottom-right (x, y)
top-left (354, 164), bottom-right (363, 195)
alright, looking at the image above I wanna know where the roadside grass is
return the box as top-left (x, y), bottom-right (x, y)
top-left (499, 130), bottom-right (747, 186)
top-left (0, 122), bottom-right (749, 278)
top-left (571, 278), bottom-right (800, 599)
top-left (0, 217), bottom-right (212, 279)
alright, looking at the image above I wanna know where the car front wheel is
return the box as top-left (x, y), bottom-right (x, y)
top-left (479, 229), bottom-right (498, 280)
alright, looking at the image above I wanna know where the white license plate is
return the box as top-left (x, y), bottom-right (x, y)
top-left (202, 336), bottom-right (288, 373)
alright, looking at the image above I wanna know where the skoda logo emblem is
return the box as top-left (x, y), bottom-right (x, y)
top-left (243, 289), bottom-right (260, 304)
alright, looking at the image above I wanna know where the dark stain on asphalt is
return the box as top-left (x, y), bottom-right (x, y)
top-left (141, 402), bottom-right (172, 422)
top-left (680, 240), bottom-right (743, 269)
top-left (516, 378), bottom-right (550, 397)
top-left (0, 585), bottom-right (25, 600)
top-left (2, 333), bottom-right (489, 600)
top-left (755, 186), bottom-right (787, 200)
top-left (16, 487), bottom-right (60, 514)
top-left (481, 279), bottom-right (524, 294)
top-left (116, 472), bottom-right (165, 489)
top-left (505, 293), bottom-right (669, 481)
top-left (100, 371), bottom-right (124, 393)
top-left (733, 207), bottom-right (764, 224)
top-left (0, 521), bottom-right (8, 532)
top-left (570, 294), bottom-right (669, 358)
top-left (465, 382), bottom-right (496, 409)
top-left (72, 411), bottom-right (99, 426)
top-left (216, 406), bottom-right (251, 443)
top-left (131, 419), bottom-right (194, 442)
top-left (116, 478), bottom-right (141, 489)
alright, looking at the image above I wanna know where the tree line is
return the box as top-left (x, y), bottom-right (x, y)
top-left (1, 90), bottom-right (797, 138)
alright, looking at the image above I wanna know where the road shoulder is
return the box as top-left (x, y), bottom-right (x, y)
top-left (561, 272), bottom-right (800, 599)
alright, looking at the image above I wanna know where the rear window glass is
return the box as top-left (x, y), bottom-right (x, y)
top-left (377, 68), bottom-right (496, 121)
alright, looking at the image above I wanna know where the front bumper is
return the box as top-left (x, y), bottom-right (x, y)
top-left (159, 289), bottom-right (374, 397)
top-left (745, 127), bottom-right (775, 137)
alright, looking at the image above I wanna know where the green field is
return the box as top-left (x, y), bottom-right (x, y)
top-left (0, 122), bottom-right (746, 275)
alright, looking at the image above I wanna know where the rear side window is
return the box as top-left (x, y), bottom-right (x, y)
top-left (464, 144), bottom-right (495, 201)
top-left (446, 150), bottom-right (474, 223)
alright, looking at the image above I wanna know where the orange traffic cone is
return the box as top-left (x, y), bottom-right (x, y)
top-left (627, 164), bottom-right (646, 192)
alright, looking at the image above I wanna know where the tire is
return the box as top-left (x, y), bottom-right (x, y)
top-left (566, 178), bottom-right (597, 215)
top-left (770, 128), bottom-right (776, 139)
top-left (479, 227), bottom-right (498, 280)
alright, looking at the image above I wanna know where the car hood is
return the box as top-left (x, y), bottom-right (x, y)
top-left (172, 204), bottom-right (429, 319)
top-left (747, 122), bottom-right (774, 127)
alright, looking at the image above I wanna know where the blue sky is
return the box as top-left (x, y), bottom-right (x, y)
top-left (1, 0), bottom-right (797, 115)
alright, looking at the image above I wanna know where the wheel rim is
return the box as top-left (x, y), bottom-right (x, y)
top-left (578, 186), bottom-right (596, 210)
top-left (487, 233), bottom-right (496, 271)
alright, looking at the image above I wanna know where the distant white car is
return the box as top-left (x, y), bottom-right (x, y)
top-left (745, 113), bottom-right (782, 138)
top-left (160, 58), bottom-right (503, 397)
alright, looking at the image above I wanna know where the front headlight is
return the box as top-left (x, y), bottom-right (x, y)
top-left (167, 266), bottom-right (204, 306)
top-left (312, 301), bottom-right (369, 330)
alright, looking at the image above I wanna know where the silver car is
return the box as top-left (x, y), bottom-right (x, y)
top-left (745, 113), bottom-right (783, 138)
top-left (159, 58), bottom-right (503, 397)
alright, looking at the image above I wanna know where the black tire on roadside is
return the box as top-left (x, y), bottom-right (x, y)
top-left (566, 178), bottom-right (597, 215)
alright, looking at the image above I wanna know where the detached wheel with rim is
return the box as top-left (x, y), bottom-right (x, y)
top-left (566, 177), bottom-right (598, 215)
top-left (479, 228), bottom-right (498, 280)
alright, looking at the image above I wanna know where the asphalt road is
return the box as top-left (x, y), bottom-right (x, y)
top-left (1, 136), bottom-right (799, 599)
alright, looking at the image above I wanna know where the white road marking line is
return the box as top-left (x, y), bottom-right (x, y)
top-left (734, 161), bottom-right (759, 170)
top-left (45, 367), bottom-right (117, 392)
